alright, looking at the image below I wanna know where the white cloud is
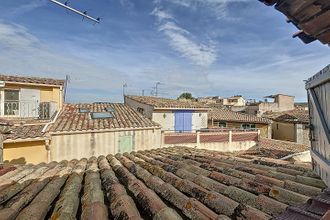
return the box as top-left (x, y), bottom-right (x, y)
top-left (152, 7), bottom-right (217, 67)
top-left (5, 0), bottom-right (47, 17)
top-left (164, 0), bottom-right (251, 20)
top-left (0, 21), bottom-right (129, 102)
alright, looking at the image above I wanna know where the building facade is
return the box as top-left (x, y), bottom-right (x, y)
top-left (0, 74), bottom-right (65, 119)
top-left (208, 107), bottom-right (272, 138)
top-left (0, 74), bottom-right (66, 164)
top-left (47, 103), bottom-right (161, 161)
top-left (264, 110), bottom-right (310, 146)
top-left (125, 95), bottom-right (209, 132)
top-left (246, 94), bottom-right (295, 116)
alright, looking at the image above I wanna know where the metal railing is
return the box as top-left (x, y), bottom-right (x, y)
top-left (0, 101), bottom-right (57, 119)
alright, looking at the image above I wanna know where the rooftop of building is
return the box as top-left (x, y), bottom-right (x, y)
top-left (240, 138), bottom-right (310, 159)
top-left (0, 74), bottom-right (65, 87)
top-left (2, 124), bottom-right (47, 142)
top-left (0, 146), bottom-right (327, 219)
top-left (264, 94), bottom-right (295, 98)
top-left (209, 107), bottom-right (272, 124)
top-left (48, 103), bottom-right (160, 133)
top-left (260, 0), bottom-right (330, 45)
top-left (125, 95), bottom-right (209, 109)
top-left (263, 110), bottom-right (309, 124)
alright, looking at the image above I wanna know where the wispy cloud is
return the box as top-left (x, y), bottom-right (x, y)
top-left (0, 20), bottom-right (129, 102)
top-left (163, 0), bottom-right (250, 20)
top-left (152, 7), bottom-right (217, 67)
top-left (5, 0), bottom-right (47, 17)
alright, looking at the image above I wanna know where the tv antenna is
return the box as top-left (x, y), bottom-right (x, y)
top-left (49, 0), bottom-right (101, 24)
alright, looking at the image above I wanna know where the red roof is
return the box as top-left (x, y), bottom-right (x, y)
top-left (0, 74), bottom-right (65, 86)
top-left (48, 103), bottom-right (160, 133)
top-left (0, 146), bottom-right (327, 219)
top-left (260, 0), bottom-right (330, 45)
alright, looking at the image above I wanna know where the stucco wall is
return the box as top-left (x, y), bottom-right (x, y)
top-left (192, 112), bottom-right (208, 130)
top-left (272, 122), bottom-right (295, 142)
top-left (50, 128), bottom-right (161, 161)
top-left (276, 95), bottom-right (294, 111)
top-left (303, 128), bottom-right (310, 146)
top-left (124, 97), bottom-right (154, 119)
top-left (3, 141), bottom-right (47, 164)
top-left (152, 111), bottom-right (174, 131)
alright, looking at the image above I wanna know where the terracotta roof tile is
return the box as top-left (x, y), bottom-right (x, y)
top-left (126, 95), bottom-right (208, 109)
top-left (48, 103), bottom-right (160, 132)
top-left (260, 0), bottom-right (330, 45)
top-left (0, 146), bottom-right (327, 219)
top-left (241, 138), bottom-right (310, 159)
top-left (0, 74), bottom-right (65, 86)
top-left (3, 124), bottom-right (46, 141)
top-left (209, 108), bottom-right (272, 124)
top-left (263, 110), bottom-right (309, 124)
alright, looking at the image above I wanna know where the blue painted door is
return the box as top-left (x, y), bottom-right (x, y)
top-left (174, 110), bottom-right (192, 132)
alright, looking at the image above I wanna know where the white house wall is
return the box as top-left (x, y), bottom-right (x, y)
top-left (153, 111), bottom-right (208, 131)
top-left (192, 112), bottom-right (208, 130)
top-left (50, 129), bottom-right (161, 161)
top-left (152, 112), bottom-right (174, 131)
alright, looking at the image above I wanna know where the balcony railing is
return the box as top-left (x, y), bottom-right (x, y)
top-left (0, 101), bottom-right (57, 119)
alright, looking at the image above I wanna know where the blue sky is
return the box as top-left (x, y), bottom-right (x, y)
top-left (0, 0), bottom-right (329, 103)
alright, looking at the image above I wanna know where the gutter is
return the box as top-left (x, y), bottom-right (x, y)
top-left (280, 150), bottom-right (310, 160)
top-left (42, 108), bottom-right (62, 133)
top-left (4, 137), bottom-right (48, 144)
top-left (5, 81), bottom-right (64, 88)
top-left (49, 126), bottom-right (161, 136)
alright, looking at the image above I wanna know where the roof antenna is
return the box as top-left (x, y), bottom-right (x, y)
top-left (49, 0), bottom-right (101, 24)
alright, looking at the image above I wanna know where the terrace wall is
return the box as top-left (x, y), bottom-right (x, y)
top-left (162, 130), bottom-right (258, 152)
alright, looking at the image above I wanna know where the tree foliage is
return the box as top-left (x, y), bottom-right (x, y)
top-left (178, 92), bottom-right (193, 100)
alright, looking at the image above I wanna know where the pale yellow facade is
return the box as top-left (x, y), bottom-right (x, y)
top-left (3, 83), bottom-right (63, 109)
top-left (3, 140), bottom-right (48, 164)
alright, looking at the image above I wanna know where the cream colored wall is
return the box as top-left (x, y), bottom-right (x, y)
top-left (153, 111), bottom-right (174, 131)
top-left (256, 124), bottom-right (270, 138)
top-left (276, 95), bottom-right (294, 111)
top-left (192, 112), bottom-right (208, 130)
top-left (50, 129), bottom-right (161, 161)
top-left (3, 141), bottom-right (47, 164)
top-left (272, 122), bottom-right (295, 142)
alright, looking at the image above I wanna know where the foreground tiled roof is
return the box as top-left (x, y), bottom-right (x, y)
top-left (209, 108), bottom-right (272, 124)
top-left (3, 124), bottom-right (46, 141)
top-left (0, 147), bottom-right (327, 219)
top-left (241, 138), bottom-right (310, 159)
top-left (0, 74), bottom-right (65, 86)
top-left (263, 110), bottom-right (309, 124)
top-left (48, 103), bottom-right (160, 133)
top-left (260, 0), bottom-right (330, 45)
top-left (0, 119), bottom-right (13, 126)
top-left (276, 188), bottom-right (330, 220)
top-left (126, 95), bottom-right (208, 109)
